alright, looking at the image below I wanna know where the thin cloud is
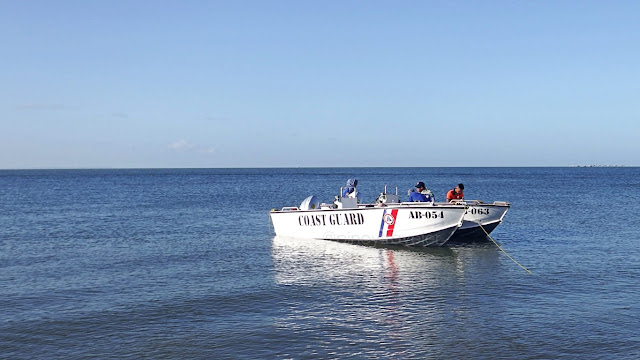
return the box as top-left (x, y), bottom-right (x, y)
top-left (17, 103), bottom-right (67, 110)
top-left (204, 116), bottom-right (228, 122)
top-left (168, 140), bottom-right (215, 155)
top-left (111, 112), bottom-right (128, 118)
top-left (168, 139), bottom-right (195, 152)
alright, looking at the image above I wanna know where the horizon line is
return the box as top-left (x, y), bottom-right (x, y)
top-left (0, 165), bottom-right (635, 171)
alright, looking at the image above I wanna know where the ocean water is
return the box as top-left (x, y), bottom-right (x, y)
top-left (1, 167), bottom-right (639, 359)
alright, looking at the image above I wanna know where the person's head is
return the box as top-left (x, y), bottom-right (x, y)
top-left (415, 181), bottom-right (425, 191)
top-left (456, 183), bottom-right (464, 192)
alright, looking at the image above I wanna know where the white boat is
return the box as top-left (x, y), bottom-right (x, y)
top-left (446, 200), bottom-right (510, 241)
top-left (269, 186), bottom-right (467, 247)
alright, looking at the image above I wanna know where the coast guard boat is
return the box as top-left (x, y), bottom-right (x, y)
top-left (269, 185), bottom-right (467, 247)
top-left (447, 200), bottom-right (510, 241)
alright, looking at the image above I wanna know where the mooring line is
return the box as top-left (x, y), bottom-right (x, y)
top-left (473, 213), bottom-right (531, 274)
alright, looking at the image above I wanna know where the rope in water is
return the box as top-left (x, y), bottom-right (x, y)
top-left (473, 213), bottom-right (532, 274)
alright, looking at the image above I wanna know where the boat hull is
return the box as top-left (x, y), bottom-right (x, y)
top-left (449, 202), bottom-right (510, 242)
top-left (270, 204), bottom-right (466, 247)
top-left (328, 224), bottom-right (460, 247)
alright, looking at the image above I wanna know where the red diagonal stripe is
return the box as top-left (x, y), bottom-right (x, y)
top-left (386, 209), bottom-right (398, 237)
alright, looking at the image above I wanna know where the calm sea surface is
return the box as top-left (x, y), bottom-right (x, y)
top-left (1, 167), bottom-right (639, 359)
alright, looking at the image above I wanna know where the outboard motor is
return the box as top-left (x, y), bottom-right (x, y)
top-left (299, 195), bottom-right (320, 211)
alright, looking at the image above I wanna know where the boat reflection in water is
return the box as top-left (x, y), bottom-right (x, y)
top-left (272, 235), bottom-right (456, 286)
top-left (270, 235), bottom-right (503, 357)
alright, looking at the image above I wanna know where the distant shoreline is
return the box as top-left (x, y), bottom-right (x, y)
top-left (0, 165), bottom-right (636, 171)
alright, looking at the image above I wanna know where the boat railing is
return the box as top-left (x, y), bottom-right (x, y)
top-left (375, 185), bottom-right (400, 204)
top-left (280, 206), bottom-right (298, 211)
top-left (449, 199), bottom-right (510, 206)
top-left (384, 185), bottom-right (398, 195)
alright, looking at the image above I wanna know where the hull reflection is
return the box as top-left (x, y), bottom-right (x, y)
top-left (270, 236), bottom-right (504, 358)
top-left (271, 235), bottom-right (457, 287)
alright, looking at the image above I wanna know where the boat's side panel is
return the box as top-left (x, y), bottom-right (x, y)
top-left (449, 221), bottom-right (502, 242)
top-left (450, 204), bottom-right (509, 242)
top-left (333, 224), bottom-right (460, 247)
top-left (270, 208), bottom-right (385, 241)
top-left (460, 204), bottom-right (509, 230)
top-left (270, 205), bottom-right (465, 246)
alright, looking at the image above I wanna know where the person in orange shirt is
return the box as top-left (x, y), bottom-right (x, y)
top-left (446, 183), bottom-right (464, 202)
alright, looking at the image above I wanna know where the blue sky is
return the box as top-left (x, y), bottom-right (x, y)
top-left (2, 1), bottom-right (639, 168)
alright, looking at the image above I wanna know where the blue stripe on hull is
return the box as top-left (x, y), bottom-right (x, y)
top-left (378, 209), bottom-right (386, 237)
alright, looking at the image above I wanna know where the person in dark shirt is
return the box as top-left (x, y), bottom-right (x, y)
top-left (408, 181), bottom-right (433, 202)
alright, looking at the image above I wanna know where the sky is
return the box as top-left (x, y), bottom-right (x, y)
top-left (1, 1), bottom-right (639, 168)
